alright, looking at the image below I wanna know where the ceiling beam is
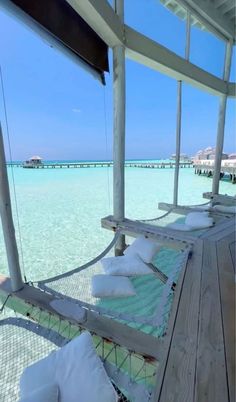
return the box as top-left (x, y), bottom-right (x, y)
top-left (228, 83), bottom-right (236, 98)
top-left (65, 0), bottom-right (123, 47)
top-left (65, 0), bottom-right (235, 97)
top-left (125, 26), bottom-right (230, 97)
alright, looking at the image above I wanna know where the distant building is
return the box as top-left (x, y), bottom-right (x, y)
top-left (228, 153), bottom-right (236, 160)
top-left (23, 156), bottom-right (43, 168)
top-left (194, 147), bottom-right (228, 161)
top-left (170, 153), bottom-right (190, 161)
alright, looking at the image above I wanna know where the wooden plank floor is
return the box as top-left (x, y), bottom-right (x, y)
top-left (154, 217), bottom-right (235, 402)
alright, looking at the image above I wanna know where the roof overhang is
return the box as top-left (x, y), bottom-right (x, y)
top-left (160, 0), bottom-right (236, 43)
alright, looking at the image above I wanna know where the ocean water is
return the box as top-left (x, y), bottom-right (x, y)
top-left (0, 163), bottom-right (235, 282)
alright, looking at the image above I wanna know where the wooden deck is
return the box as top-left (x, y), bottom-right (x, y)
top-left (153, 216), bottom-right (235, 402)
top-left (0, 216), bottom-right (235, 402)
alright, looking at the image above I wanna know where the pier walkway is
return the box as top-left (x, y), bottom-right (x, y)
top-left (7, 161), bottom-right (193, 169)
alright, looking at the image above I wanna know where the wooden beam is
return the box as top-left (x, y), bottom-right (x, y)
top-left (65, 0), bottom-right (234, 97)
top-left (212, 40), bottom-right (233, 195)
top-left (0, 275), bottom-right (163, 360)
top-left (228, 83), bottom-right (236, 98)
top-left (125, 26), bottom-right (229, 96)
top-left (65, 0), bottom-right (123, 47)
top-left (113, 0), bottom-right (126, 254)
top-left (101, 215), bottom-right (196, 246)
top-left (0, 123), bottom-right (23, 291)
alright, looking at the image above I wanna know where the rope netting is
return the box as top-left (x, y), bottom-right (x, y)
top-left (37, 239), bottom-right (190, 337)
top-left (0, 301), bottom-right (158, 402)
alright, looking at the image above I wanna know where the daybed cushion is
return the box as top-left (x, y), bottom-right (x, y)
top-left (101, 255), bottom-right (152, 276)
top-left (92, 275), bottom-right (136, 297)
top-left (167, 223), bottom-right (193, 231)
top-left (18, 383), bottom-right (59, 402)
top-left (124, 235), bottom-right (162, 263)
top-left (20, 331), bottom-right (118, 402)
top-left (50, 299), bottom-right (86, 322)
top-left (212, 205), bottom-right (236, 213)
top-left (185, 212), bottom-right (214, 229)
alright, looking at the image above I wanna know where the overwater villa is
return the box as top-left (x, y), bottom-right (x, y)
top-left (23, 155), bottom-right (43, 168)
top-left (0, 1), bottom-right (235, 402)
top-left (170, 153), bottom-right (190, 161)
top-left (194, 146), bottom-right (229, 160)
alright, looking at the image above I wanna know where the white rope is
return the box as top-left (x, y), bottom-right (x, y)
top-left (139, 200), bottom-right (211, 223)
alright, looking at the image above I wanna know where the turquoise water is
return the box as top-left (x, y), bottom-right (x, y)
top-left (0, 164), bottom-right (235, 282)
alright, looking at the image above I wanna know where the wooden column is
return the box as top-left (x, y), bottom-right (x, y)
top-left (0, 123), bottom-right (23, 291)
top-left (113, 0), bottom-right (126, 254)
top-left (173, 12), bottom-right (191, 206)
top-left (212, 40), bottom-right (233, 195)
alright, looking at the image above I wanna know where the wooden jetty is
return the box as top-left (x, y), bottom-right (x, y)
top-left (6, 161), bottom-right (193, 169)
top-left (194, 160), bottom-right (236, 183)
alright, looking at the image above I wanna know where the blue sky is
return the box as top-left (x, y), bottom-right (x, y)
top-left (0, 0), bottom-right (235, 161)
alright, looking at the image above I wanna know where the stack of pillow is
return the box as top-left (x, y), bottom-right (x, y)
top-left (19, 331), bottom-right (118, 402)
top-left (212, 204), bottom-right (236, 214)
top-left (92, 236), bottom-right (162, 298)
top-left (168, 211), bottom-right (214, 231)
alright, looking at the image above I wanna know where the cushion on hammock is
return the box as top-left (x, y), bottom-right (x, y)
top-left (101, 255), bottom-right (152, 276)
top-left (18, 383), bottom-right (59, 402)
top-left (50, 299), bottom-right (86, 322)
top-left (124, 235), bottom-right (162, 263)
top-left (92, 275), bottom-right (136, 297)
top-left (167, 223), bottom-right (193, 231)
top-left (20, 332), bottom-right (118, 402)
top-left (212, 205), bottom-right (236, 213)
top-left (185, 212), bottom-right (214, 229)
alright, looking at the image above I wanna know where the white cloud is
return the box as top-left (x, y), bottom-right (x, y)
top-left (72, 108), bottom-right (81, 113)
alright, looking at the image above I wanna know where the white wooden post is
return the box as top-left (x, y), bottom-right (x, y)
top-left (113, 0), bottom-right (125, 255)
top-left (173, 12), bottom-right (191, 206)
top-left (0, 123), bottom-right (23, 291)
top-left (212, 40), bottom-right (233, 195)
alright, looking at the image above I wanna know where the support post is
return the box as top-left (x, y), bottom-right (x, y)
top-left (0, 123), bottom-right (24, 291)
top-left (173, 12), bottom-right (191, 206)
top-left (212, 40), bottom-right (233, 195)
top-left (113, 0), bottom-right (125, 255)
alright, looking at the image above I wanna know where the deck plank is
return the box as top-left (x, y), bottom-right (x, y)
top-left (216, 236), bottom-right (235, 402)
top-left (152, 240), bottom-right (203, 402)
top-left (194, 240), bottom-right (229, 402)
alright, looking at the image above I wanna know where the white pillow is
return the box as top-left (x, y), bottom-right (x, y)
top-left (212, 205), bottom-right (236, 213)
top-left (185, 212), bottom-right (209, 220)
top-left (124, 235), bottom-right (162, 263)
top-left (101, 255), bottom-right (152, 276)
top-left (185, 213), bottom-right (214, 229)
top-left (20, 332), bottom-right (118, 402)
top-left (167, 223), bottom-right (193, 231)
top-left (18, 383), bottom-right (59, 402)
top-left (92, 275), bottom-right (136, 297)
top-left (50, 299), bottom-right (86, 322)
